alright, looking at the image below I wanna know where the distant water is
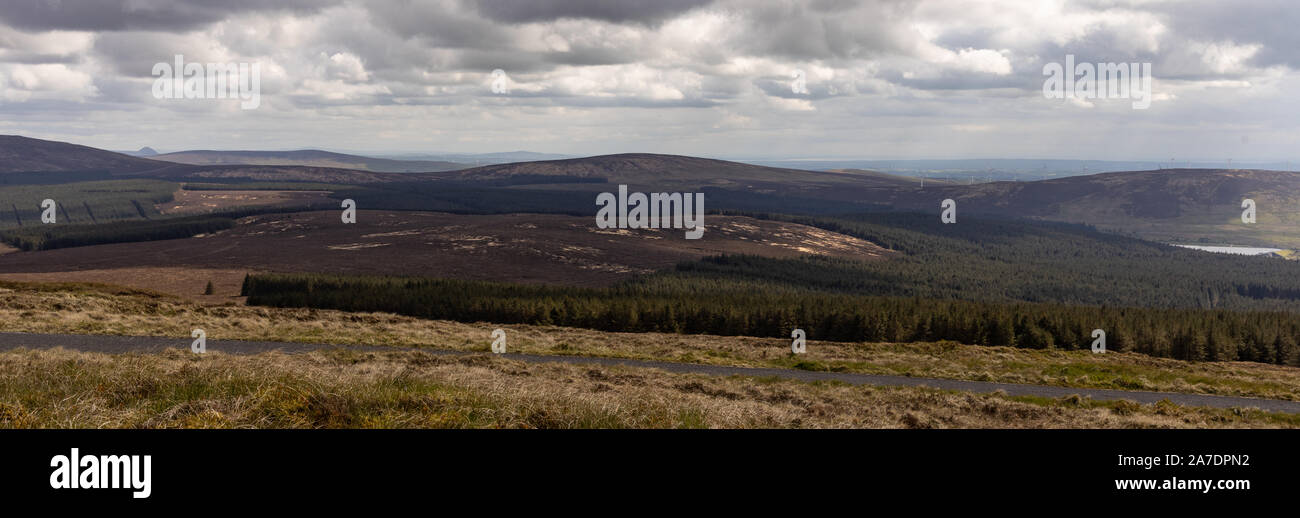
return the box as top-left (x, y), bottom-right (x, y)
top-left (1171, 244), bottom-right (1283, 256)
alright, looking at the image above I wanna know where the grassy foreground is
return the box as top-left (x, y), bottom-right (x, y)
top-left (3, 281), bottom-right (1300, 403)
top-left (2, 347), bottom-right (1297, 428)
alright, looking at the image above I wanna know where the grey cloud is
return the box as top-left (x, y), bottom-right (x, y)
top-left (450, 49), bottom-right (560, 74)
top-left (0, 0), bottom-right (339, 31)
top-left (1155, 0), bottom-right (1300, 69)
top-left (487, 92), bottom-right (720, 109)
top-left (727, 0), bottom-right (923, 60)
top-left (698, 75), bottom-right (748, 99)
top-left (887, 72), bottom-right (1030, 92)
top-left (753, 76), bottom-right (849, 100)
top-left (0, 52), bottom-right (80, 65)
top-left (91, 32), bottom-right (197, 77)
top-left (554, 96), bottom-right (719, 108)
top-left (540, 46), bottom-right (647, 67)
top-left (88, 76), bottom-right (157, 104)
top-left (470, 0), bottom-right (713, 24)
top-left (364, 1), bottom-right (514, 49)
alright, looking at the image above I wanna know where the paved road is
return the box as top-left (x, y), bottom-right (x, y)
top-left (3, 331), bottom-right (1299, 413)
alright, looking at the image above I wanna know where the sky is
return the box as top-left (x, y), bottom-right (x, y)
top-left (0, 0), bottom-right (1296, 161)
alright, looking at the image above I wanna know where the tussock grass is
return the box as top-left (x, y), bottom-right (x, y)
top-left (3, 281), bottom-right (1300, 403)
top-left (1, 347), bottom-right (1295, 429)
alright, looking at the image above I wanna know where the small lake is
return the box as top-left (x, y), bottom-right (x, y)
top-left (1171, 244), bottom-right (1283, 256)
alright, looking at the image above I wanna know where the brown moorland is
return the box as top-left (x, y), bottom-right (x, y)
top-left (157, 188), bottom-right (333, 215)
top-left (0, 211), bottom-right (891, 298)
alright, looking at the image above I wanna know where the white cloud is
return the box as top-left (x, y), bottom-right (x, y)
top-left (0, 27), bottom-right (94, 57)
top-left (0, 63), bottom-right (98, 101)
top-left (323, 52), bottom-right (369, 82)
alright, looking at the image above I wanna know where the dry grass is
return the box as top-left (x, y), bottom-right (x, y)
top-left (157, 188), bottom-right (331, 215)
top-left (3, 281), bottom-right (1300, 403)
top-left (0, 267), bottom-right (248, 303)
top-left (1, 347), bottom-right (1296, 429)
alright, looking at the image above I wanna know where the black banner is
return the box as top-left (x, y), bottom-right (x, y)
top-left (0, 429), bottom-right (1289, 507)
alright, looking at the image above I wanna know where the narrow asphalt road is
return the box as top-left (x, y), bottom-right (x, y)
top-left (3, 331), bottom-right (1299, 414)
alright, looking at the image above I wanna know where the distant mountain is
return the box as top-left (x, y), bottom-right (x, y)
top-left (151, 149), bottom-right (469, 173)
top-left (0, 136), bottom-right (411, 185)
top-left (434, 153), bottom-right (917, 197)
top-left (133, 147), bottom-right (158, 157)
top-left (744, 158), bottom-right (1296, 182)
top-left (888, 168), bottom-right (1300, 249)
top-left (0, 135), bottom-right (168, 174)
top-left (382, 151), bottom-right (572, 165)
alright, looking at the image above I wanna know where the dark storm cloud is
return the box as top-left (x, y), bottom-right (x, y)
top-left (470, 0), bottom-right (714, 24)
top-left (0, 0), bottom-right (339, 31)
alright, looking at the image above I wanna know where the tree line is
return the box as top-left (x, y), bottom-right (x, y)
top-left (0, 203), bottom-right (330, 251)
top-left (0, 215), bottom-right (235, 251)
top-left (717, 211), bottom-right (1300, 311)
top-left (243, 272), bottom-right (1300, 365)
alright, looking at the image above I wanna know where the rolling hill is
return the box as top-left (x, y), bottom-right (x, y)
top-left (0, 136), bottom-right (916, 197)
top-left (0, 136), bottom-right (413, 185)
top-left (151, 149), bottom-right (468, 173)
top-left (138, 164), bottom-right (408, 184)
top-left (439, 153), bottom-right (910, 184)
top-left (426, 153), bottom-right (918, 203)
top-left (0, 210), bottom-right (890, 298)
top-left (888, 168), bottom-right (1300, 249)
top-left (382, 150), bottom-right (572, 164)
top-left (0, 135), bottom-right (170, 175)
top-left (6, 135), bottom-right (1300, 248)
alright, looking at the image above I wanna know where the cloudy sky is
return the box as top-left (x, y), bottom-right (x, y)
top-left (0, 0), bottom-right (1296, 161)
